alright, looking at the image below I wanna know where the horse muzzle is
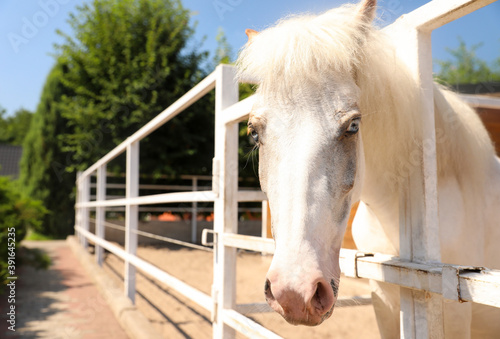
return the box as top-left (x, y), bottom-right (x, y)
top-left (264, 274), bottom-right (337, 326)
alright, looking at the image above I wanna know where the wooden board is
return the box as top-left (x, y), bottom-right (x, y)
top-left (477, 107), bottom-right (500, 155)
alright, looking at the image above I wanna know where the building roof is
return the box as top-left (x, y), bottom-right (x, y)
top-left (0, 145), bottom-right (23, 178)
top-left (460, 94), bottom-right (500, 110)
top-left (451, 82), bottom-right (500, 97)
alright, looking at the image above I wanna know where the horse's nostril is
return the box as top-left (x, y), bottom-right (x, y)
top-left (264, 279), bottom-right (274, 300)
top-left (314, 283), bottom-right (321, 300)
top-left (313, 283), bottom-right (324, 309)
top-left (311, 279), bottom-right (335, 314)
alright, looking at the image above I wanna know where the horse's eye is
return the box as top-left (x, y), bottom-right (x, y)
top-left (248, 122), bottom-right (260, 144)
top-left (346, 118), bottom-right (360, 135)
top-left (250, 129), bottom-right (259, 143)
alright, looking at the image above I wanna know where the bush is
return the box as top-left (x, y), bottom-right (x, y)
top-left (0, 177), bottom-right (47, 284)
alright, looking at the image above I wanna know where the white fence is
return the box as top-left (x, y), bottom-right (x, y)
top-left (75, 0), bottom-right (500, 338)
top-left (86, 174), bottom-right (264, 244)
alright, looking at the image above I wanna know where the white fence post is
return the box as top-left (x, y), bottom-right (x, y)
top-left (384, 1), bottom-right (496, 337)
top-left (96, 164), bottom-right (107, 266)
top-left (392, 27), bottom-right (444, 339)
top-left (125, 141), bottom-right (140, 302)
top-left (191, 176), bottom-right (198, 243)
top-left (261, 200), bottom-right (272, 255)
top-left (390, 11), bottom-right (442, 339)
top-left (75, 171), bottom-right (82, 245)
top-left (80, 174), bottom-right (90, 249)
top-left (261, 200), bottom-right (269, 239)
top-left (213, 64), bottom-right (240, 338)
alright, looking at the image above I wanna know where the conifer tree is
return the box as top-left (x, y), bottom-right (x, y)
top-left (20, 0), bottom-right (211, 236)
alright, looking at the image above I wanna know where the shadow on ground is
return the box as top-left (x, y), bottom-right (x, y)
top-left (1, 244), bottom-right (68, 338)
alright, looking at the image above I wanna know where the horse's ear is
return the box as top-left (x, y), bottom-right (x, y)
top-left (355, 0), bottom-right (376, 24)
top-left (245, 29), bottom-right (259, 42)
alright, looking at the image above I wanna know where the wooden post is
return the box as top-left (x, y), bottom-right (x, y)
top-left (213, 64), bottom-right (239, 338)
top-left (96, 164), bottom-right (106, 266)
top-left (387, 20), bottom-right (444, 339)
top-left (125, 141), bottom-right (139, 303)
top-left (383, 1), bottom-right (497, 337)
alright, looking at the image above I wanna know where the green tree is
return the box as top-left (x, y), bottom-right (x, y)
top-left (0, 107), bottom-right (7, 144)
top-left (0, 108), bottom-right (34, 145)
top-left (56, 0), bottom-right (212, 177)
top-left (212, 27), bottom-right (233, 68)
top-left (21, 0), bottom-right (216, 236)
top-left (1, 176), bottom-right (47, 283)
top-left (19, 62), bottom-right (76, 237)
top-left (435, 38), bottom-right (500, 85)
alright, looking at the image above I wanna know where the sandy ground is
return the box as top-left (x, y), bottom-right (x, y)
top-left (97, 243), bottom-right (381, 339)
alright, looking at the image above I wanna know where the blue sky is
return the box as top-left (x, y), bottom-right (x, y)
top-left (1, 0), bottom-right (499, 116)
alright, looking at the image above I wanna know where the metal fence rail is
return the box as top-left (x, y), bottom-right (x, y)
top-left (89, 218), bottom-right (214, 251)
top-left (75, 1), bottom-right (500, 338)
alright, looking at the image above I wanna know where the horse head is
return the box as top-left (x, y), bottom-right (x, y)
top-left (238, 0), bottom-right (376, 326)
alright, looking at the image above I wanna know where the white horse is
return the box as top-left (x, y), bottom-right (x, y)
top-left (237, 0), bottom-right (500, 337)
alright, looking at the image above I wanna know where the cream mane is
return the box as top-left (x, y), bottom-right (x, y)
top-left (238, 5), bottom-right (370, 99)
top-left (237, 4), bottom-right (495, 193)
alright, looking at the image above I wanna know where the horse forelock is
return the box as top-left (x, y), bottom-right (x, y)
top-left (237, 5), bottom-right (373, 100)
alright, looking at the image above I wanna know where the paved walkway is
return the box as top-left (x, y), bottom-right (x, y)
top-left (1, 240), bottom-right (129, 339)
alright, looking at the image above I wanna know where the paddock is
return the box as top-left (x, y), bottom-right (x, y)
top-left (75, 0), bottom-right (500, 338)
top-left (78, 241), bottom-right (375, 338)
